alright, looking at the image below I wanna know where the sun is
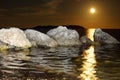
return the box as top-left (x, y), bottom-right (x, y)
top-left (90, 8), bottom-right (96, 14)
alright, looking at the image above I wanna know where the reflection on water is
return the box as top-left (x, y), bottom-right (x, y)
top-left (0, 47), bottom-right (81, 80)
top-left (0, 45), bottom-right (120, 79)
top-left (87, 28), bottom-right (96, 41)
top-left (78, 46), bottom-right (97, 80)
top-left (78, 28), bottom-right (97, 80)
top-left (0, 49), bottom-right (30, 69)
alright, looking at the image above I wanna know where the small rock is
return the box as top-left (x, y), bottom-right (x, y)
top-left (80, 36), bottom-right (92, 45)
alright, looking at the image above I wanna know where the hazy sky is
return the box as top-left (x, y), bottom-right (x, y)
top-left (0, 0), bottom-right (120, 28)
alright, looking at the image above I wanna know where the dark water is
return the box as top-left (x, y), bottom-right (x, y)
top-left (0, 44), bottom-right (120, 80)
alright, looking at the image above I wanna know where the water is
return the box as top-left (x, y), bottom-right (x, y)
top-left (0, 29), bottom-right (120, 80)
top-left (0, 44), bottom-right (120, 80)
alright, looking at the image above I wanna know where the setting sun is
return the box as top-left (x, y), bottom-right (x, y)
top-left (90, 8), bottom-right (96, 14)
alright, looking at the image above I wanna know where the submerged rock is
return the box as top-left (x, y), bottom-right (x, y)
top-left (94, 28), bottom-right (120, 44)
top-left (0, 41), bottom-right (15, 50)
top-left (47, 26), bottom-right (81, 46)
top-left (0, 28), bottom-right (31, 48)
top-left (25, 29), bottom-right (57, 47)
top-left (80, 36), bottom-right (92, 45)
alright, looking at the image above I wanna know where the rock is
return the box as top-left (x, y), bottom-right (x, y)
top-left (0, 41), bottom-right (15, 50)
top-left (33, 25), bottom-right (85, 35)
top-left (94, 28), bottom-right (120, 44)
top-left (80, 36), bottom-right (92, 45)
top-left (0, 28), bottom-right (31, 48)
top-left (25, 29), bottom-right (57, 47)
top-left (0, 41), bottom-right (7, 46)
top-left (47, 26), bottom-right (81, 46)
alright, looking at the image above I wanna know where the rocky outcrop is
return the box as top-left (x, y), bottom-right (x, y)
top-left (0, 28), bottom-right (31, 48)
top-left (80, 36), bottom-right (92, 45)
top-left (94, 28), bottom-right (120, 44)
top-left (47, 26), bottom-right (81, 46)
top-left (25, 29), bottom-right (57, 47)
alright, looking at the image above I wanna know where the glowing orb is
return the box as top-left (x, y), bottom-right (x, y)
top-left (90, 8), bottom-right (96, 14)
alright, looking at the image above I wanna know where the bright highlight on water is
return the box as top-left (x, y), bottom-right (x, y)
top-left (78, 29), bottom-right (97, 80)
top-left (78, 46), bottom-right (97, 80)
top-left (87, 28), bottom-right (96, 41)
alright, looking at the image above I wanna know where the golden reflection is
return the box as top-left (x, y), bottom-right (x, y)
top-left (78, 46), bottom-right (97, 80)
top-left (87, 29), bottom-right (96, 41)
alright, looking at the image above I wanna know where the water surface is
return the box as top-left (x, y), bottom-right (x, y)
top-left (0, 44), bottom-right (120, 80)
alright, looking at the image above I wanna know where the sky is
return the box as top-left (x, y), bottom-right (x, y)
top-left (0, 0), bottom-right (120, 28)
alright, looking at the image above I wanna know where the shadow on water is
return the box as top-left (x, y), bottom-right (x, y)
top-left (0, 44), bottom-right (120, 80)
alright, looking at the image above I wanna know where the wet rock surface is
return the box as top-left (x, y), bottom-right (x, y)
top-left (25, 29), bottom-right (57, 47)
top-left (80, 36), bottom-right (92, 45)
top-left (0, 28), bottom-right (31, 48)
top-left (94, 28), bottom-right (120, 44)
top-left (47, 26), bottom-right (81, 46)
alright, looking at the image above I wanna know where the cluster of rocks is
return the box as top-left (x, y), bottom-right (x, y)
top-left (0, 26), bottom-right (119, 50)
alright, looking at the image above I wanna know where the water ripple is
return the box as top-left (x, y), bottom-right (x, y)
top-left (0, 45), bottom-right (120, 80)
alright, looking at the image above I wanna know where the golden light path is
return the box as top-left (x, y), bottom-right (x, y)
top-left (78, 29), bottom-right (97, 80)
top-left (78, 46), bottom-right (97, 80)
top-left (87, 28), bottom-right (96, 42)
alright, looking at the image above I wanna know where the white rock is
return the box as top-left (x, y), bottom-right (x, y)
top-left (47, 26), bottom-right (81, 46)
top-left (0, 28), bottom-right (31, 48)
top-left (25, 29), bottom-right (57, 47)
top-left (94, 28), bottom-right (120, 44)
